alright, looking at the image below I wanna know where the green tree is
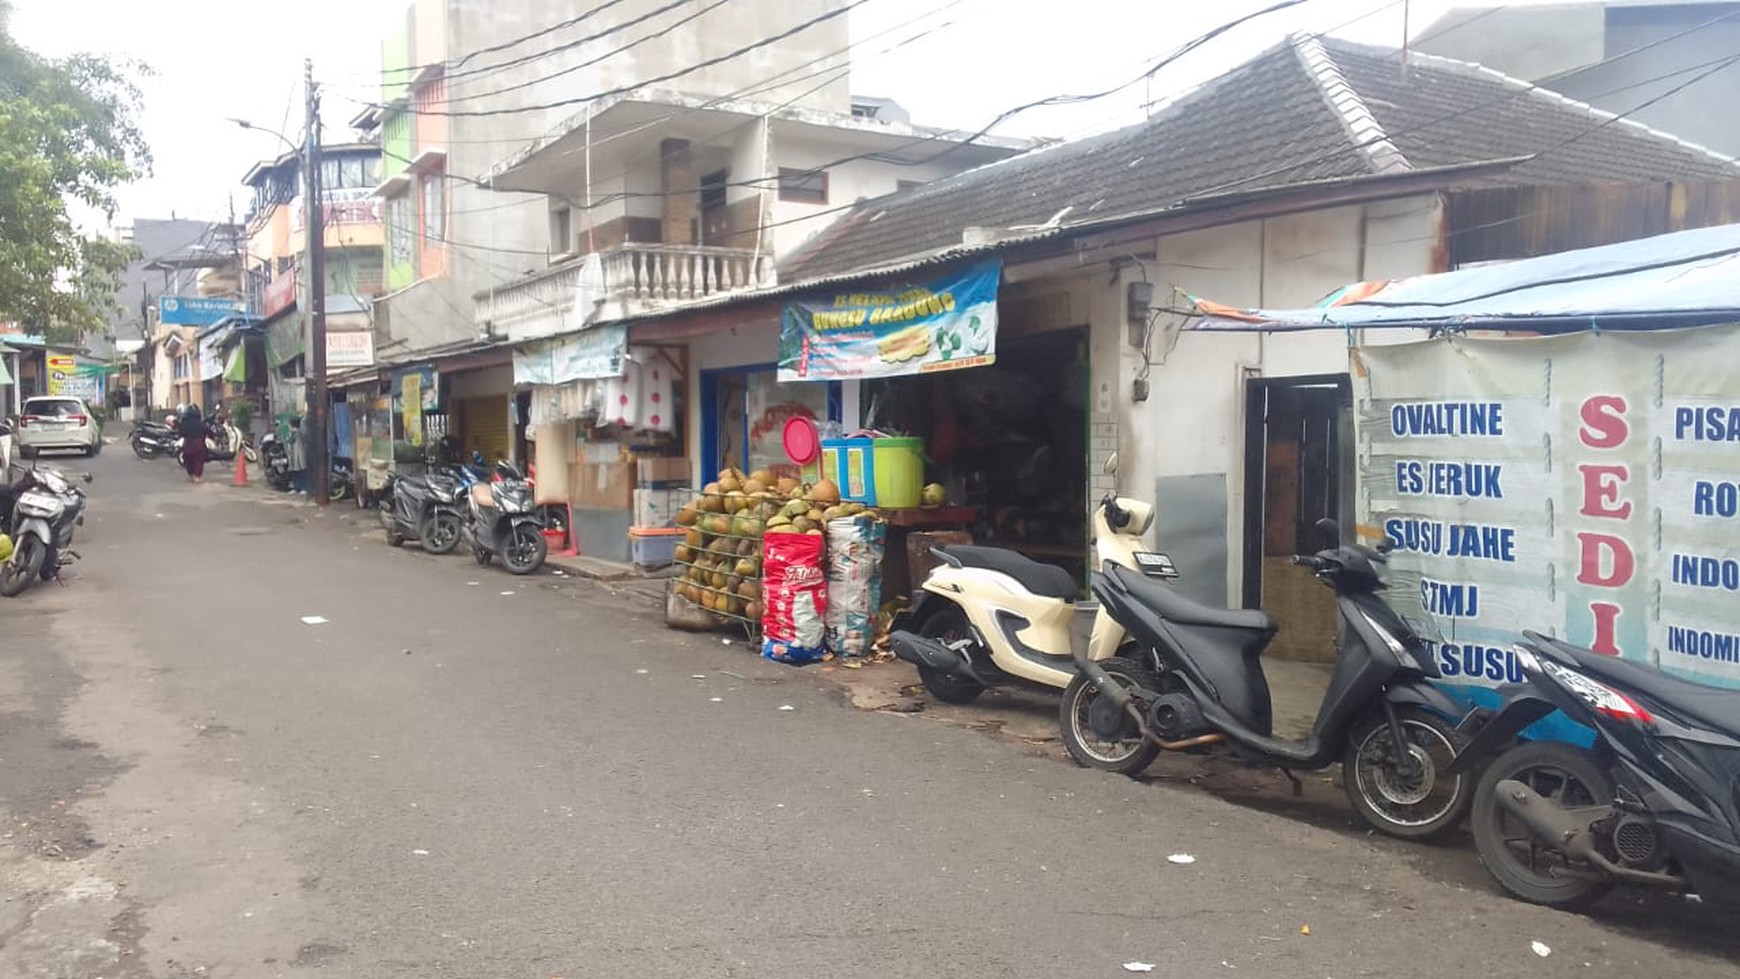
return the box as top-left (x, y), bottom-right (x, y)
top-left (0, 1), bottom-right (150, 344)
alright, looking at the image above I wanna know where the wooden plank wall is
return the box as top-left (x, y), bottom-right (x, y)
top-left (1446, 180), bottom-right (1740, 268)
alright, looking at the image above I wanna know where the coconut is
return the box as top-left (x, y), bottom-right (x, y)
top-left (718, 472), bottom-right (743, 494)
top-left (808, 478), bottom-right (842, 506)
top-left (683, 527), bottom-right (704, 548)
top-left (734, 558), bottom-right (759, 578)
top-left (745, 601), bottom-right (762, 621)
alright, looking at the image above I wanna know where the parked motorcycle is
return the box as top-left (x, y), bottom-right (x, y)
top-left (129, 419), bottom-right (180, 459)
top-left (888, 454), bottom-right (1177, 703)
top-left (460, 459), bottom-right (547, 575)
top-left (330, 457), bottom-right (355, 502)
top-left (380, 465), bottom-right (469, 553)
top-left (1445, 632), bottom-right (1740, 909)
top-left (259, 433), bottom-right (292, 491)
top-left (0, 464), bottom-right (92, 597)
top-left (1060, 516), bottom-right (1474, 840)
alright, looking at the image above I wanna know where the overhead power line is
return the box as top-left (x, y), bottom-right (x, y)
top-left (379, 0), bottom-right (873, 117)
top-left (440, 0), bottom-right (733, 106)
top-left (368, 0), bottom-right (632, 80)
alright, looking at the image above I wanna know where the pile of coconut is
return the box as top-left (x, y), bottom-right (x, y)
top-left (671, 468), bottom-right (879, 621)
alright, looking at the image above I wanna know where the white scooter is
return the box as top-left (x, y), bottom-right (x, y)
top-left (889, 454), bottom-right (1177, 703)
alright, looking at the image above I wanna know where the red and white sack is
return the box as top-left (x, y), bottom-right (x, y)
top-left (761, 531), bottom-right (828, 665)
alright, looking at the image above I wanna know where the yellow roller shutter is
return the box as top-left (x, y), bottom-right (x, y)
top-left (456, 395), bottom-right (513, 464)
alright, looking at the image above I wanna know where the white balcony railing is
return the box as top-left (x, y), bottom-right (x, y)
top-left (476, 243), bottom-right (773, 342)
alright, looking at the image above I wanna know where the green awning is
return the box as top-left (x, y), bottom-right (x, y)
top-left (223, 346), bottom-right (246, 383)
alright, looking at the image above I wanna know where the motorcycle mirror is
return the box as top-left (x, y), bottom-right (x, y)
top-left (1103, 452), bottom-right (1119, 476)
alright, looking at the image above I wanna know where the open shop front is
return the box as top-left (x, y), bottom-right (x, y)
top-left (783, 258), bottom-right (1092, 600)
top-left (518, 324), bottom-right (687, 563)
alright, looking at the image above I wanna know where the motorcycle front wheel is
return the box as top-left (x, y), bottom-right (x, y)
top-left (420, 511), bottom-right (462, 555)
top-left (502, 524), bottom-right (547, 575)
top-left (1342, 708), bottom-right (1473, 841)
top-left (0, 536), bottom-right (46, 597)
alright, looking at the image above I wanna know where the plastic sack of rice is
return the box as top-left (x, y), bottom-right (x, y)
top-left (825, 515), bottom-right (884, 658)
top-left (761, 530), bottom-right (829, 665)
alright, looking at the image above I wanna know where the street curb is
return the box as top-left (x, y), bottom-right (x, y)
top-left (547, 555), bottom-right (674, 583)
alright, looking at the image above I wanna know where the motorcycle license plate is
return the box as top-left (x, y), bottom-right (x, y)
top-left (1135, 552), bottom-right (1179, 578)
top-left (17, 491), bottom-right (57, 511)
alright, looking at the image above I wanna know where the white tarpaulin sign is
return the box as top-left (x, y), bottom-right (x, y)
top-left (1355, 325), bottom-right (1740, 696)
top-left (513, 323), bottom-right (627, 386)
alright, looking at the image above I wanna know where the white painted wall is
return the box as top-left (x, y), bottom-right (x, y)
top-left (1090, 196), bottom-right (1445, 604)
top-left (767, 136), bottom-right (972, 256)
top-left (684, 318), bottom-right (781, 487)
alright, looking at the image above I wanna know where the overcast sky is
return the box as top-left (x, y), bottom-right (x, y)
top-left (11, 0), bottom-right (1516, 234)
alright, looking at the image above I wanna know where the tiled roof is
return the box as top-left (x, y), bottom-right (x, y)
top-left (780, 34), bottom-right (1740, 281)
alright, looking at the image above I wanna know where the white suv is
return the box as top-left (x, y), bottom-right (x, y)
top-left (16, 396), bottom-right (102, 458)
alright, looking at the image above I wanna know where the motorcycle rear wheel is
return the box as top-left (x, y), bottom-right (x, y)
top-left (1470, 740), bottom-right (1615, 910)
top-left (914, 605), bottom-right (985, 704)
top-left (0, 536), bottom-right (45, 597)
top-left (1059, 656), bottom-right (1162, 776)
top-left (132, 439), bottom-right (157, 460)
top-left (420, 512), bottom-right (462, 555)
top-left (1343, 708), bottom-right (1472, 841)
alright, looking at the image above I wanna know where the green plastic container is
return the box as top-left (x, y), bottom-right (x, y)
top-left (870, 437), bottom-right (924, 509)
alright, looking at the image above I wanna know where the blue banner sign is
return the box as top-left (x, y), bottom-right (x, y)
top-left (158, 295), bottom-right (246, 326)
top-left (779, 258), bottom-right (1001, 381)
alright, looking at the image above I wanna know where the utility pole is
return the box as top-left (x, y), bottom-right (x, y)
top-left (304, 58), bottom-right (331, 505)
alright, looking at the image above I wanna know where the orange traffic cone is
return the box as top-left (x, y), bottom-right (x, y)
top-left (232, 448), bottom-right (249, 487)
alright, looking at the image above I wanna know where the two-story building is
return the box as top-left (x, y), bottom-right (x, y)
top-left (361, 0), bottom-right (1030, 546)
top-left (1415, 0), bottom-right (1740, 156)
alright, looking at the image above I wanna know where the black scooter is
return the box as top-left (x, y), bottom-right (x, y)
top-left (129, 419), bottom-right (180, 459)
top-left (460, 459), bottom-right (547, 576)
top-left (1061, 519), bottom-right (1475, 840)
top-left (1447, 632), bottom-right (1740, 909)
top-left (380, 465), bottom-right (469, 554)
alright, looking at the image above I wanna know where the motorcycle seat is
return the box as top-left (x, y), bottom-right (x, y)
top-left (1113, 566), bottom-right (1279, 633)
top-left (1531, 633), bottom-right (1740, 735)
top-left (943, 545), bottom-right (1079, 601)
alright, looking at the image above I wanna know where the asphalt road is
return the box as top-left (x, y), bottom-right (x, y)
top-left (2, 448), bottom-right (1737, 979)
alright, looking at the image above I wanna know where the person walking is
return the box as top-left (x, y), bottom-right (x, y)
top-left (179, 402), bottom-right (209, 484)
top-left (287, 416), bottom-right (308, 495)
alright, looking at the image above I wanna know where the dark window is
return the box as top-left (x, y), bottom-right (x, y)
top-left (700, 169), bottom-right (728, 210)
top-left (550, 205), bottom-right (573, 255)
top-left (778, 167), bottom-right (828, 205)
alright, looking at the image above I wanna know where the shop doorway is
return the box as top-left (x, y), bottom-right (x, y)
top-left (700, 365), bottom-right (841, 480)
top-left (1242, 374), bottom-right (1352, 663)
top-left (864, 328), bottom-right (1091, 580)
